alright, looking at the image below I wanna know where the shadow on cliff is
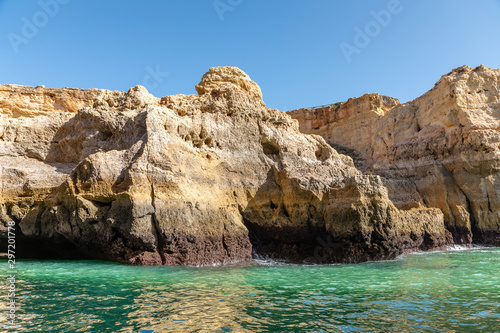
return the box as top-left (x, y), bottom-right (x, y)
top-left (44, 109), bottom-right (148, 165)
top-left (239, 168), bottom-right (346, 263)
top-left (7, 109), bottom-right (151, 260)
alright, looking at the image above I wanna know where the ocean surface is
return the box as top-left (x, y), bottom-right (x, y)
top-left (1, 247), bottom-right (500, 332)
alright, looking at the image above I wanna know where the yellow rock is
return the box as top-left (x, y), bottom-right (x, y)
top-left (0, 67), bottom-right (460, 265)
top-left (289, 65), bottom-right (500, 245)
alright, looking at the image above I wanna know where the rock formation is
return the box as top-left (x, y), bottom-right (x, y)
top-left (3, 66), bottom-right (485, 266)
top-left (289, 65), bottom-right (500, 246)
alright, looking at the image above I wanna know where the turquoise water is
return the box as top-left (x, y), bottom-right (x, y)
top-left (1, 248), bottom-right (500, 332)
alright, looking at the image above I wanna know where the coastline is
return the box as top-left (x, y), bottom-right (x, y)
top-left (1, 65), bottom-right (500, 266)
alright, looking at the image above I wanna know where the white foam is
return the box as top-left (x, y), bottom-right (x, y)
top-left (445, 244), bottom-right (474, 251)
top-left (398, 244), bottom-right (499, 258)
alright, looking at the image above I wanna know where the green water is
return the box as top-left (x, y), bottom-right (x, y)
top-left (1, 248), bottom-right (500, 332)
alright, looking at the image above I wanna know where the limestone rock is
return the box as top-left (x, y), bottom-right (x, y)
top-left (0, 84), bottom-right (159, 117)
top-left (195, 66), bottom-right (263, 101)
top-left (289, 94), bottom-right (400, 168)
top-left (0, 67), bottom-right (454, 265)
top-left (289, 65), bottom-right (500, 246)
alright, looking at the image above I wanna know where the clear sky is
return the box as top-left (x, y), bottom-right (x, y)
top-left (1, 0), bottom-right (499, 111)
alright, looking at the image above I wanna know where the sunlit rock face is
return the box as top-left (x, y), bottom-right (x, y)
top-left (289, 65), bottom-right (500, 246)
top-left (0, 66), bottom-right (457, 265)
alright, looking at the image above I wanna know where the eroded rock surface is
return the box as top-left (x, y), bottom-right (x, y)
top-left (289, 65), bottom-right (500, 246)
top-left (1, 66), bottom-right (455, 265)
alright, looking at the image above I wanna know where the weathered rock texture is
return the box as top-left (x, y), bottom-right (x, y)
top-left (0, 66), bottom-right (460, 266)
top-left (289, 65), bottom-right (500, 246)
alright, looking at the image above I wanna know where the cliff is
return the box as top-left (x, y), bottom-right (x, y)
top-left (0, 66), bottom-right (467, 266)
top-left (289, 65), bottom-right (500, 246)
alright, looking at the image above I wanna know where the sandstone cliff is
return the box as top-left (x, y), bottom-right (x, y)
top-left (0, 67), bottom-right (454, 265)
top-left (289, 65), bottom-right (500, 246)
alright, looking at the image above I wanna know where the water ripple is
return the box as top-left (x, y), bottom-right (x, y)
top-left (0, 248), bottom-right (499, 332)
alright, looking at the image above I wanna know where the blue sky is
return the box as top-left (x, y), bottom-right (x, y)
top-left (1, 0), bottom-right (499, 111)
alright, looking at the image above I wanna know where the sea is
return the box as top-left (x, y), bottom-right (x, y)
top-left (1, 246), bottom-right (499, 332)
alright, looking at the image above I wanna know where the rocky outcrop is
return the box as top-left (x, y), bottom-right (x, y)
top-left (0, 67), bottom-right (454, 266)
top-left (290, 94), bottom-right (400, 168)
top-left (0, 84), bottom-right (158, 117)
top-left (289, 65), bottom-right (500, 246)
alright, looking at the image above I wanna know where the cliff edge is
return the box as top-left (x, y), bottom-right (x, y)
top-left (289, 65), bottom-right (500, 246)
top-left (0, 66), bottom-right (470, 265)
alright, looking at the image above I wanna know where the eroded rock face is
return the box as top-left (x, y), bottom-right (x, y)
top-left (0, 84), bottom-right (159, 117)
top-left (290, 94), bottom-right (400, 166)
top-left (0, 66), bottom-right (453, 265)
top-left (289, 65), bottom-right (500, 246)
